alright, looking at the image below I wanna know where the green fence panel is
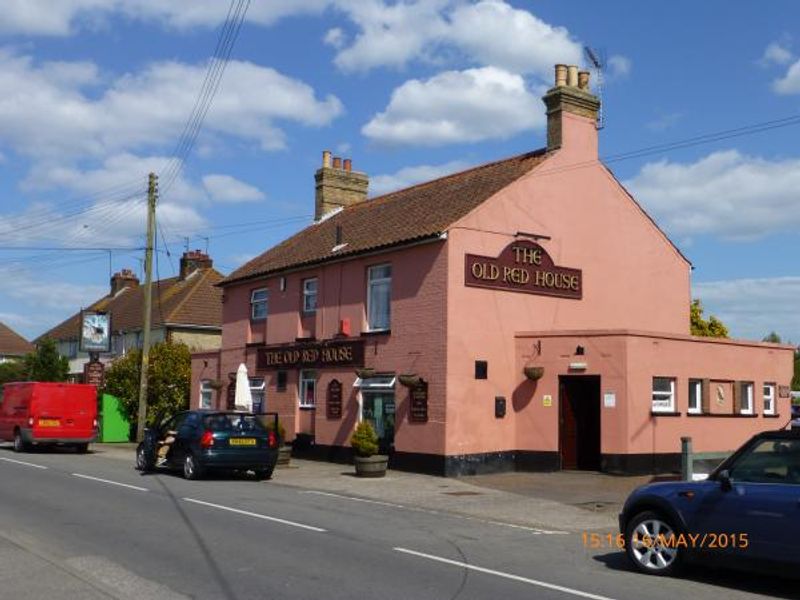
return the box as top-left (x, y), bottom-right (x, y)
top-left (99, 393), bottom-right (130, 442)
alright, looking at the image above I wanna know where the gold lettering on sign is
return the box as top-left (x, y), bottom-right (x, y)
top-left (502, 266), bottom-right (530, 285)
top-left (512, 246), bottom-right (542, 265)
top-left (472, 262), bottom-right (499, 281)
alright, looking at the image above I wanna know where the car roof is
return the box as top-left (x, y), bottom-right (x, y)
top-left (752, 428), bottom-right (800, 440)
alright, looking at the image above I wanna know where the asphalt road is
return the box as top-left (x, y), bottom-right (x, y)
top-left (0, 446), bottom-right (797, 600)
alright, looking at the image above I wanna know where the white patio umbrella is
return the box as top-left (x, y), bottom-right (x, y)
top-left (234, 363), bottom-right (253, 412)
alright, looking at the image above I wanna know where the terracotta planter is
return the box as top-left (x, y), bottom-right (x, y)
top-left (354, 454), bottom-right (388, 478)
top-left (276, 445), bottom-right (291, 467)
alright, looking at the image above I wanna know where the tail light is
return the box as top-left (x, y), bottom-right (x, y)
top-left (27, 417), bottom-right (34, 427)
top-left (92, 418), bottom-right (98, 429)
top-left (200, 430), bottom-right (214, 448)
top-left (267, 430), bottom-right (278, 449)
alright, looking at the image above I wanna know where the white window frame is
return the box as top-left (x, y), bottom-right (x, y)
top-left (367, 264), bottom-right (392, 331)
top-left (651, 377), bottom-right (676, 413)
top-left (763, 383), bottom-right (776, 415)
top-left (249, 377), bottom-right (265, 413)
top-left (739, 381), bottom-right (754, 415)
top-left (199, 380), bottom-right (213, 409)
top-left (299, 370), bottom-right (316, 408)
top-left (688, 379), bottom-right (703, 414)
top-left (251, 288), bottom-right (268, 320)
top-left (302, 278), bottom-right (318, 314)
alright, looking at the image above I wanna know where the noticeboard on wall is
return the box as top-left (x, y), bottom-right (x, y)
top-left (409, 380), bottom-right (429, 423)
top-left (327, 379), bottom-right (343, 419)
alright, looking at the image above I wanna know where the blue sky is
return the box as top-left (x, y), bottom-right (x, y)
top-left (1, 1), bottom-right (799, 343)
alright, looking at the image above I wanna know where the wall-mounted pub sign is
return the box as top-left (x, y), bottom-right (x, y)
top-left (464, 239), bottom-right (582, 300)
top-left (257, 339), bottom-right (365, 370)
top-left (327, 379), bottom-right (343, 419)
top-left (409, 380), bottom-right (429, 423)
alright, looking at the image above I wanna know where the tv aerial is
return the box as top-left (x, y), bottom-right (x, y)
top-left (583, 46), bottom-right (606, 130)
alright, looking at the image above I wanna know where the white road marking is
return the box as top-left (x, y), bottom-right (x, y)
top-left (394, 547), bottom-right (617, 600)
top-left (303, 490), bottom-right (567, 534)
top-left (182, 497), bottom-right (326, 532)
top-left (0, 456), bottom-right (48, 469)
top-left (71, 473), bottom-right (149, 492)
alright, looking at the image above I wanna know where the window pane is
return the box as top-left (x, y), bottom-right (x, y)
top-left (688, 380), bottom-right (700, 411)
top-left (369, 280), bottom-right (391, 329)
top-left (370, 265), bottom-right (391, 281)
top-left (653, 377), bottom-right (672, 393)
top-left (729, 439), bottom-right (800, 484)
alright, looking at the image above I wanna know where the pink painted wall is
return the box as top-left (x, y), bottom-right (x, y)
top-left (443, 111), bottom-right (691, 456)
top-left (513, 331), bottom-right (794, 460)
top-left (215, 241), bottom-right (449, 456)
top-left (190, 350), bottom-right (221, 410)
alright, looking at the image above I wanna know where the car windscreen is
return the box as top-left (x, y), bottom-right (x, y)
top-left (203, 414), bottom-right (267, 434)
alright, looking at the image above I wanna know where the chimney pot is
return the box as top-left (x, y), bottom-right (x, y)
top-left (343, 158), bottom-right (352, 172)
top-left (110, 269), bottom-right (139, 296)
top-left (578, 70), bottom-right (590, 91)
top-left (332, 156), bottom-right (342, 169)
top-left (179, 250), bottom-right (213, 280)
top-left (322, 150), bottom-right (331, 168)
top-left (567, 65), bottom-right (578, 87)
top-left (555, 64), bottom-right (568, 87)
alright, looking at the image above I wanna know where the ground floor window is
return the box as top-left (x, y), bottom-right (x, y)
top-left (763, 383), bottom-right (776, 415)
top-left (651, 377), bottom-right (675, 413)
top-left (299, 370), bottom-right (316, 408)
top-left (688, 379), bottom-right (703, 414)
top-left (250, 377), bottom-right (265, 413)
top-left (738, 381), bottom-right (754, 415)
top-left (200, 380), bottom-right (213, 409)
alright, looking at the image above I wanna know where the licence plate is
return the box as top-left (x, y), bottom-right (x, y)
top-left (229, 438), bottom-right (256, 446)
top-left (38, 419), bottom-right (60, 427)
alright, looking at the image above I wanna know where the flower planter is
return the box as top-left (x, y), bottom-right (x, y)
top-left (276, 444), bottom-right (292, 467)
top-left (354, 454), bottom-right (388, 478)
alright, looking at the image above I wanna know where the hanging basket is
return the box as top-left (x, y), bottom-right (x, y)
top-left (523, 366), bottom-right (544, 381)
top-left (398, 373), bottom-right (421, 387)
top-left (355, 367), bottom-right (375, 379)
top-left (208, 379), bottom-right (225, 390)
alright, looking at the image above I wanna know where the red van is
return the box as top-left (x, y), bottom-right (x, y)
top-left (0, 382), bottom-right (98, 452)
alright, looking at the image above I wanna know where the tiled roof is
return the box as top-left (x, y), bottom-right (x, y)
top-left (37, 268), bottom-right (224, 342)
top-left (221, 149), bottom-right (549, 285)
top-left (0, 322), bottom-right (33, 356)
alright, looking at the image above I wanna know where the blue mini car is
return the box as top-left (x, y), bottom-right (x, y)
top-left (619, 429), bottom-right (800, 576)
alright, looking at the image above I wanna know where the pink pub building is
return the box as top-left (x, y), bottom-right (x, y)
top-left (191, 64), bottom-right (794, 475)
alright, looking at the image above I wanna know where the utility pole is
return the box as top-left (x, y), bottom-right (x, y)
top-left (136, 173), bottom-right (158, 442)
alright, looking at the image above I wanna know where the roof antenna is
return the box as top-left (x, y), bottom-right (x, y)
top-left (584, 46), bottom-right (606, 130)
top-left (201, 236), bottom-right (209, 254)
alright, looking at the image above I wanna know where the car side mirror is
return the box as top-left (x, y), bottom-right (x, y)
top-left (718, 469), bottom-right (732, 492)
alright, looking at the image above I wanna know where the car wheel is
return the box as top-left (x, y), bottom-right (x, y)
top-left (254, 467), bottom-right (274, 481)
top-left (13, 430), bottom-right (29, 453)
top-left (625, 510), bottom-right (681, 576)
top-left (136, 445), bottom-right (153, 472)
top-left (183, 453), bottom-right (203, 480)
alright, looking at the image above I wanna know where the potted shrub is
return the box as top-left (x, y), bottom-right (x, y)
top-left (350, 421), bottom-right (388, 478)
top-left (264, 418), bottom-right (291, 467)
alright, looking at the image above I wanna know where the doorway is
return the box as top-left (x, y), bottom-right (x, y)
top-left (559, 375), bottom-right (601, 470)
top-left (362, 392), bottom-right (395, 454)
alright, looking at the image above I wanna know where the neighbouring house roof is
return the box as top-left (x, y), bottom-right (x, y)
top-left (0, 322), bottom-right (34, 356)
top-left (37, 268), bottom-right (225, 343)
top-left (221, 149), bottom-right (550, 286)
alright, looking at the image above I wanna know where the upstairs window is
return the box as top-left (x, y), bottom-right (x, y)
top-left (303, 278), bottom-right (318, 314)
top-left (651, 377), bottom-right (676, 413)
top-left (763, 383), bottom-right (776, 415)
top-left (251, 288), bottom-right (268, 320)
top-left (367, 264), bottom-right (391, 331)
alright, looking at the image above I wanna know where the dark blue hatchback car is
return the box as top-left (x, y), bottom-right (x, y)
top-left (619, 429), bottom-right (800, 576)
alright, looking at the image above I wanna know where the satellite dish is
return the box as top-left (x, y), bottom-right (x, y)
top-left (583, 46), bottom-right (606, 130)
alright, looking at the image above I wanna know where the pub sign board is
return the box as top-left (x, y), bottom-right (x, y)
top-left (327, 379), bottom-right (343, 419)
top-left (83, 360), bottom-right (105, 388)
top-left (409, 380), bottom-right (429, 423)
top-left (464, 239), bottom-right (582, 300)
top-left (257, 339), bottom-right (365, 370)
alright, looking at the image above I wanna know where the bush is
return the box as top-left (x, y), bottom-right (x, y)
top-left (350, 421), bottom-right (379, 457)
top-left (264, 418), bottom-right (286, 444)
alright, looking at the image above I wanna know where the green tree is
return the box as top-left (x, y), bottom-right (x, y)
top-left (793, 350), bottom-right (800, 392)
top-left (103, 341), bottom-right (191, 431)
top-left (690, 299), bottom-right (729, 338)
top-left (762, 331), bottom-right (782, 343)
top-left (24, 338), bottom-right (69, 381)
top-left (0, 360), bottom-right (27, 386)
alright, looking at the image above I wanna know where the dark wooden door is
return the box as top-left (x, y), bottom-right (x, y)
top-left (560, 376), bottom-right (601, 470)
top-left (559, 379), bottom-right (578, 469)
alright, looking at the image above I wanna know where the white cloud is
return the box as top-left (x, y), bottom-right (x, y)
top-left (202, 174), bottom-right (264, 203)
top-left (324, 27), bottom-right (347, 50)
top-left (0, 0), bottom-right (332, 36)
top-left (762, 40), bottom-right (793, 66)
top-left (773, 58), bottom-right (800, 94)
top-left (694, 277), bottom-right (800, 343)
top-left (608, 55), bottom-right (631, 79)
top-left (624, 150), bottom-right (800, 240)
top-left (362, 66), bottom-right (544, 146)
top-left (646, 112), bottom-right (683, 132)
top-left (0, 49), bottom-right (343, 161)
top-left (371, 160), bottom-right (471, 195)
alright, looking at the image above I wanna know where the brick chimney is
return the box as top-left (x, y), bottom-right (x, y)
top-left (110, 269), bottom-right (139, 296)
top-left (314, 150), bottom-right (369, 221)
top-left (542, 64), bottom-right (600, 154)
top-left (180, 250), bottom-right (213, 280)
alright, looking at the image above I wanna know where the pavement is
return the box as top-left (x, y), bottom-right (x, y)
top-left (91, 442), bottom-right (659, 532)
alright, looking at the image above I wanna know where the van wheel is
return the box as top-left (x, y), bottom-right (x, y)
top-left (75, 443), bottom-right (89, 454)
top-left (13, 430), bottom-right (29, 453)
top-left (183, 453), bottom-right (203, 480)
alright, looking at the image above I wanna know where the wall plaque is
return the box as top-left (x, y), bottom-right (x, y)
top-left (83, 360), bottom-right (105, 387)
top-left (409, 380), bottom-right (429, 423)
top-left (465, 239), bottom-right (582, 299)
top-left (327, 379), bottom-right (343, 419)
top-left (779, 385), bottom-right (791, 399)
top-left (257, 339), bottom-right (365, 370)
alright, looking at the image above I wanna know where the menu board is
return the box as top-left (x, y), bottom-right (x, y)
top-left (410, 380), bottom-right (428, 423)
top-left (327, 379), bottom-right (343, 419)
